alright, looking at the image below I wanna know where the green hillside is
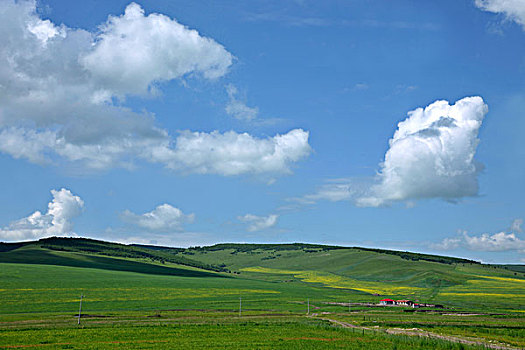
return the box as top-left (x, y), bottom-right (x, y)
top-left (168, 243), bottom-right (525, 311)
top-left (0, 245), bottom-right (219, 278)
top-left (1, 237), bottom-right (524, 312)
top-left (0, 237), bottom-right (524, 349)
top-left (0, 237), bottom-right (228, 273)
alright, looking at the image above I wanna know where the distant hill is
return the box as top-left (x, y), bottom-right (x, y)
top-left (1, 237), bottom-right (523, 308)
top-left (187, 243), bottom-right (480, 265)
top-left (1, 237), bottom-right (482, 267)
top-left (0, 237), bottom-right (228, 276)
top-left (500, 264), bottom-right (525, 273)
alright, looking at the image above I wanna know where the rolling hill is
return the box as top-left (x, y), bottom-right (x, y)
top-left (1, 237), bottom-right (524, 312)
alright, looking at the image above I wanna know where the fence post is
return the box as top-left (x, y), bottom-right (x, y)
top-left (307, 298), bottom-right (309, 314)
top-left (77, 294), bottom-right (83, 325)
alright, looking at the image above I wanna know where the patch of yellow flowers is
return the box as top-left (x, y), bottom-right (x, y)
top-left (242, 267), bottom-right (422, 295)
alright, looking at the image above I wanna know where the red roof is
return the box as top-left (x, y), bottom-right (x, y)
top-left (380, 299), bottom-right (394, 301)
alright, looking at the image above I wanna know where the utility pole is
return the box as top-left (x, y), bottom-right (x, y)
top-left (349, 300), bottom-right (351, 313)
top-left (239, 297), bottom-right (242, 317)
top-left (307, 298), bottom-right (309, 314)
top-left (77, 294), bottom-right (83, 325)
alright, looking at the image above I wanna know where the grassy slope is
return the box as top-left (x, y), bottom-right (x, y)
top-left (0, 245), bottom-right (218, 278)
top-left (0, 262), bottom-right (347, 315)
top-left (0, 237), bottom-right (226, 272)
top-left (0, 239), bottom-right (523, 349)
top-left (1, 238), bottom-right (524, 312)
top-left (177, 247), bottom-right (525, 311)
top-left (502, 264), bottom-right (525, 273)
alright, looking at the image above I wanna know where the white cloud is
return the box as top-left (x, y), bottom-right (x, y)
top-left (0, 1), bottom-right (225, 167)
top-left (121, 204), bottom-right (195, 232)
top-left (154, 128), bottom-right (312, 176)
top-left (295, 181), bottom-right (355, 204)
top-left (431, 236), bottom-right (463, 250)
top-left (27, 17), bottom-right (65, 44)
top-left (238, 214), bottom-right (278, 232)
top-left (0, 1), bottom-right (311, 176)
top-left (433, 219), bottom-right (525, 252)
top-left (511, 218), bottom-right (523, 233)
top-left (109, 231), bottom-right (217, 248)
top-left (0, 188), bottom-right (84, 242)
top-left (357, 96), bottom-right (488, 207)
top-left (463, 231), bottom-right (525, 251)
top-left (0, 127), bottom-right (57, 164)
top-left (82, 3), bottom-right (233, 97)
top-left (475, 0), bottom-right (525, 29)
top-left (225, 84), bottom-right (259, 121)
top-left (307, 183), bottom-right (354, 202)
top-left (292, 97), bottom-right (487, 208)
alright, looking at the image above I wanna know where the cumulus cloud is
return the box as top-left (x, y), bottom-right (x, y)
top-left (121, 204), bottom-right (195, 232)
top-left (225, 84), bottom-right (259, 121)
top-left (357, 96), bottom-right (488, 207)
top-left (433, 219), bottom-right (525, 252)
top-left (431, 236), bottom-right (463, 250)
top-left (475, 0), bottom-right (525, 29)
top-left (0, 1), bottom-right (228, 168)
top-left (0, 188), bottom-right (84, 242)
top-left (157, 129), bottom-right (311, 176)
top-left (238, 214), bottom-right (278, 232)
top-left (82, 3), bottom-right (233, 97)
top-left (0, 2), bottom-right (310, 176)
top-left (433, 231), bottom-right (525, 252)
top-left (463, 231), bottom-right (525, 251)
top-left (295, 97), bottom-right (487, 207)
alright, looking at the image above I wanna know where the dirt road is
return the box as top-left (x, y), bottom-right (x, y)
top-left (319, 317), bottom-right (520, 350)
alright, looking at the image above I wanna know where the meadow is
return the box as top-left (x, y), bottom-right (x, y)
top-left (0, 314), bottom-right (497, 349)
top-left (0, 238), bottom-right (523, 349)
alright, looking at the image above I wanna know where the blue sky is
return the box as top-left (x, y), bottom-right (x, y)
top-left (0, 0), bottom-right (524, 263)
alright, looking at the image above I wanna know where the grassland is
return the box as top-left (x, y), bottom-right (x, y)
top-left (0, 238), bottom-right (523, 349)
top-left (1, 314), bottom-right (498, 349)
top-left (180, 245), bottom-right (525, 312)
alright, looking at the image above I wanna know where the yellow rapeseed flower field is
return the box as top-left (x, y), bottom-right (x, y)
top-left (242, 267), bottom-right (422, 296)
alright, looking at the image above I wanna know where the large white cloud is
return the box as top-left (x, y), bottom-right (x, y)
top-left (82, 3), bottom-right (233, 97)
top-left (0, 188), bottom-right (84, 242)
top-left (121, 204), bottom-right (194, 232)
top-left (475, 0), bottom-right (525, 29)
top-left (357, 96), bottom-right (488, 207)
top-left (0, 1), bottom-right (309, 176)
top-left (238, 213), bottom-right (278, 232)
top-left (294, 97), bottom-right (488, 207)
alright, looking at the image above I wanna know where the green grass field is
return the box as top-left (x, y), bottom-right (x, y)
top-left (1, 316), bottom-right (496, 349)
top-left (0, 238), bottom-right (523, 349)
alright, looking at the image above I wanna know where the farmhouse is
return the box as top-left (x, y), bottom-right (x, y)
top-left (379, 299), bottom-right (421, 307)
